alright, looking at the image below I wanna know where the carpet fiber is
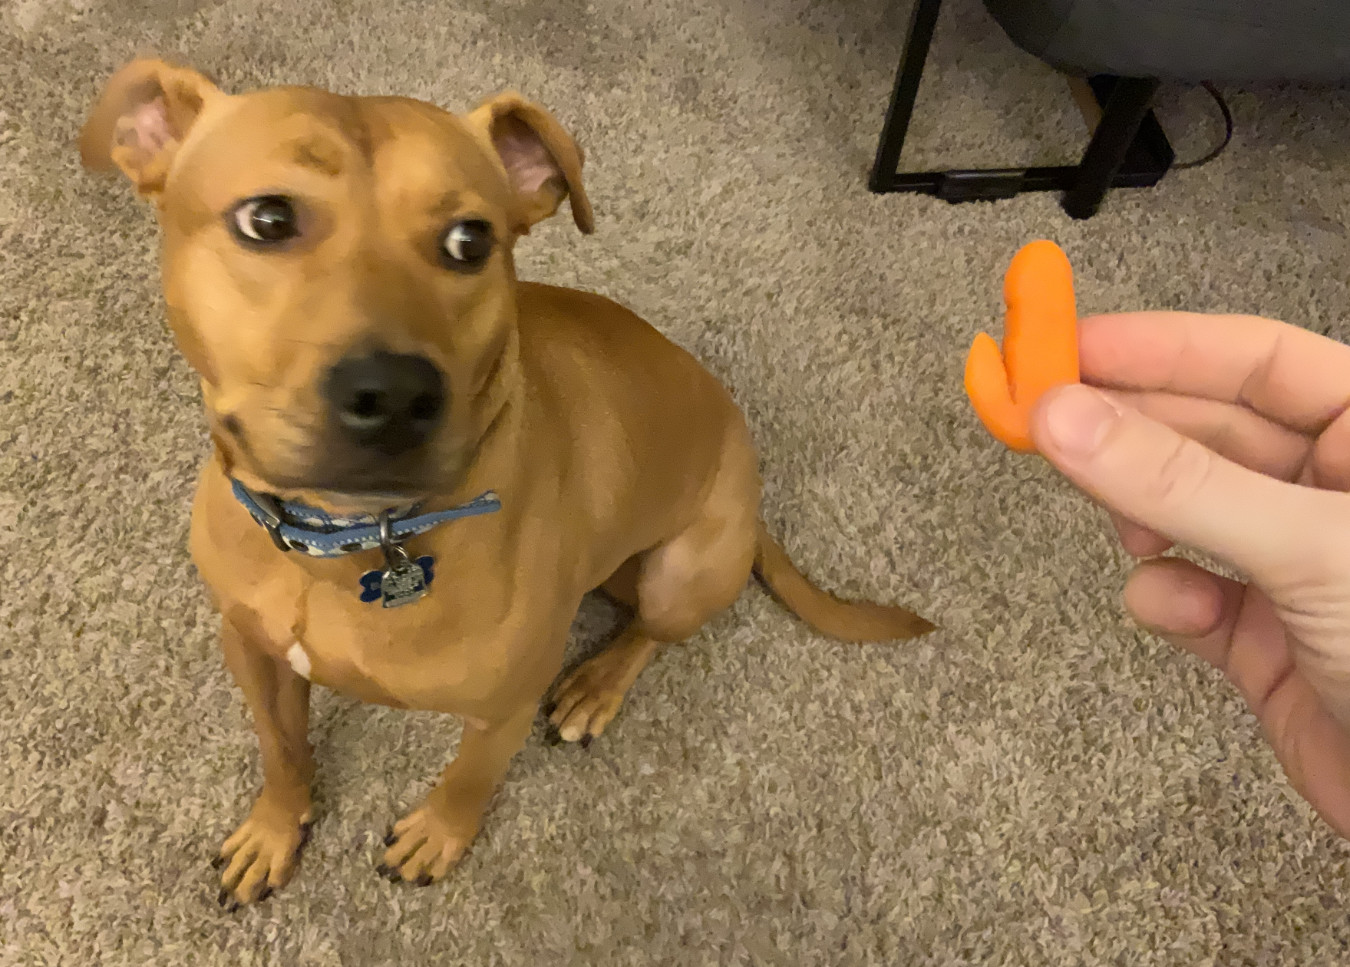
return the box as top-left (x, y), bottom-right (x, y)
top-left (4, 0), bottom-right (1350, 963)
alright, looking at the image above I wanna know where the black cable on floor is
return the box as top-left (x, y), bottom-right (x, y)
top-left (1173, 82), bottom-right (1234, 170)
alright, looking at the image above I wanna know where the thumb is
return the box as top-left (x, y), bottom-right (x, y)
top-left (1031, 383), bottom-right (1342, 588)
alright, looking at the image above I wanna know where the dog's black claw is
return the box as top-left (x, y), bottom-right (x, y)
top-left (542, 701), bottom-right (557, 717)
top-left (415, 874), bottom-right (433, 887)
top-left (544, 727), bottom-right (563, 746)
top-left (383, 829), bottom-right (397, 847)
top-left (210, 855), bottom-right (225, 870)
top-left (257, 886), bottom-right (274, 903)
top-left (376, 863), bottom-right (400, 882)
top-left (580, 734), bottom-right (593, 750)
top-left (216, 888), bottom-right (230, 907)
top-left (225, 901), bottom-right (240, 914)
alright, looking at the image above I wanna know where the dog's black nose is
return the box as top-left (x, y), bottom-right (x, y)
top-left (323, 352), bottom-right (445, 455)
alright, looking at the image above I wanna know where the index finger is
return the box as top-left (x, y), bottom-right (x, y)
top-left (1079, 311), bottom-right (1350, 434)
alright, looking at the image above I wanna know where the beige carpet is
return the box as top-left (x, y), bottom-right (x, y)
top-left (5, 0), bottom-right (1350, 963)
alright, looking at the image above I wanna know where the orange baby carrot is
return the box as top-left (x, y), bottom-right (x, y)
top-left (964, 240), bottom-right (1080, 453)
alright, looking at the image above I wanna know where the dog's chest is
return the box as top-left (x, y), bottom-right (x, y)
top-left (289, 570), bottom-right (525, 711)
top-left (192, 465), bottom-right (564, 714)
top-left (206, 543), bottom-right (525, 712)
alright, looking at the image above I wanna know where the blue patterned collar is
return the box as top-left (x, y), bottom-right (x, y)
top-left (231, 480), bottom-right (501, 558)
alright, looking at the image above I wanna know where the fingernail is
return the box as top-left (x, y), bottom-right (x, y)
top-left (1043, 385), bottom-right (1121, 455)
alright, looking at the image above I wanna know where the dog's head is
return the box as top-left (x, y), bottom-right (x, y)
top-left (80, 58), bottom-right (593, 509)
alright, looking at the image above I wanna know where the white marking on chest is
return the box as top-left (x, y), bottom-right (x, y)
top-left (285, 641), bottom-right (312, 680)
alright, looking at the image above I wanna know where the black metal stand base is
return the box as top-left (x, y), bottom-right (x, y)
top-left (867, 0), bottom-right (1174, 219)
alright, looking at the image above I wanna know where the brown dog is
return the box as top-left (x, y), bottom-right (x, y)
top-left (79, 58), bottom-right (934, 908)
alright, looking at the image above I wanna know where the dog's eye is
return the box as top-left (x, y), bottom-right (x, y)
top-left (231, 196), bottom-right (299, 244)
top-left (441, 220), bottom-right (493, 268)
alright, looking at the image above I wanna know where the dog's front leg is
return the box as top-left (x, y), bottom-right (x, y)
top-left (377, 703), bottom-right (536, 885)
top-left (213, 618), bottom-right (315, 909)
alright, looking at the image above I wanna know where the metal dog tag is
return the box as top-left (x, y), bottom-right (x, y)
top-left (379, 556), bottom-right (429, 608)
top-left (375, 511), bottom-right (429, 608)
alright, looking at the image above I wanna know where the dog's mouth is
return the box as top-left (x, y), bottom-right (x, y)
top-left (226, 441), bottom-right (442, 512)
top-left (260, 471), bottom-right (438, 513)
top-left (217, 380), bottom-right (507, 515)
top-left (220, 411), bottom-right (447, 508)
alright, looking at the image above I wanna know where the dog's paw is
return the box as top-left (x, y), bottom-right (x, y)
top-left (545, 657), bottom-right (632, 746)
top-left (214, 797), bottom-right (312, 910)
top-left (376, 804), bottom-right (475, 885)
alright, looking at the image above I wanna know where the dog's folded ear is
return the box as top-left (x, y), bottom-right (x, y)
top-left (79, 58), bottom-right (221, 197)
top-left (468, 93), bottom-right (594, 236)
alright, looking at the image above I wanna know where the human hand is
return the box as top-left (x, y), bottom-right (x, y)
top-left (1030, 311), bottom-right (1350, 837)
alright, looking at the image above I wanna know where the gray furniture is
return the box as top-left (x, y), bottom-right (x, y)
top-left (869, 0), bottom-right (1350, 218)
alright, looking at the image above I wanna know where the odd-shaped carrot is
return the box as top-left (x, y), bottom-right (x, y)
top-left (964, 240), bottom-right (1080, 453)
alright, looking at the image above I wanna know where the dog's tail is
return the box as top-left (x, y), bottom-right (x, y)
top-left (753, 520), bottom-right (936, 642)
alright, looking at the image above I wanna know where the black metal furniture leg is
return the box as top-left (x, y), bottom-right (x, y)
top-left (1061, 77), bottom-right (1161, 219)
top-left (868, 0), bottom-right (943, 192)
top-left (866, 3), bottom-right (1172, 214)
